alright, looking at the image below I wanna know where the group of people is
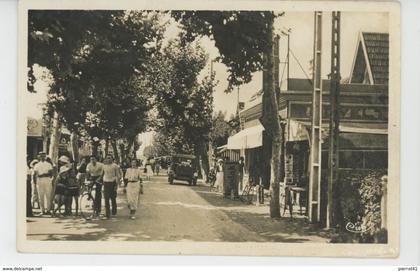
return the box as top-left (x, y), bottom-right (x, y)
top-left (143, 158), bottom-right (161, 179)
top-left (27, 152), bottom-right (148, 220)
top-left (209, 156), bottom-right (245, 195)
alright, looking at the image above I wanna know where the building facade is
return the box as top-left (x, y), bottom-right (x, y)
top-left (226, 32), bottom-right (389, 219)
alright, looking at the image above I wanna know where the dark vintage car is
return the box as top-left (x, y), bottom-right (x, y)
top-left (168, 154), bottom-right (199, 186)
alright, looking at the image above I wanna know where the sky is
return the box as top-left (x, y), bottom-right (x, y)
top-left (209, 11), bottom-right (389, 117)
top-left (25, 11), bottom-right (389, 121)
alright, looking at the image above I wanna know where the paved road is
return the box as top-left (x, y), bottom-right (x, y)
top-left (27, 174), bottom-right (329, 242)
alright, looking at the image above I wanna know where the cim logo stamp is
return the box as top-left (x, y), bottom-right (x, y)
top-left (345, 222), bottom-right (367, 233)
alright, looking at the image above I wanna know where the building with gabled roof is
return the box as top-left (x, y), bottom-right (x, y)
top-left (225, 32), bottom-right (389, 216)
top-left (349, 32), bottom-right (389, 85)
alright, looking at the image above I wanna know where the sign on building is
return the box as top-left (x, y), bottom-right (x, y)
top-left (27, 118), bottom-right (43, 137)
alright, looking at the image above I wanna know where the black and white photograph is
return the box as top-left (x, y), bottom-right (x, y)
top-left (16, 0), bottom-right (400, 257)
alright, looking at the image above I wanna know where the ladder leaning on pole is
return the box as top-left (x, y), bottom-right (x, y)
top-left (308, 11), bottom-right (323, 223)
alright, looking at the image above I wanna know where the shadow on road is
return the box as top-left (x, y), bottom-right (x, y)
top-left (190, 182), bottom-right (331, 243)
top-left (27, 192), bottom-right (152, 241)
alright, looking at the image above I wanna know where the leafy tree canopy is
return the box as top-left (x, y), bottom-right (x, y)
top-left (153, 38), bottom-right (216, 154)
top-left (29, 10), bottom-right (166, 145)
top-left (171, 11), bottom-right (276, 92)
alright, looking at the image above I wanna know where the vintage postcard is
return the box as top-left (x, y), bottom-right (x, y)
top-left (17, 0), bottom-right (400, 257)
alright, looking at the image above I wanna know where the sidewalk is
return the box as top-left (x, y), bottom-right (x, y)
top-left (191, 184), bottom-right (332, 243)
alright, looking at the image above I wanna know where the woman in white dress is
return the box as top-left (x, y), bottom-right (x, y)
top-left (145, 160), bottom-right (153, 181)
top-left (214, 159), bottom-right (224, 193)
top-left (125, 160), bottom-right (143, 219)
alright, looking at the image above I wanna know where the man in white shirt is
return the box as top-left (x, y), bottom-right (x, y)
top-left (102, 154), bottom-right (121, 219)
top-left (33, 152), bottom-right (53, 215)
top-left (86, 156), bottom-right (104, 217)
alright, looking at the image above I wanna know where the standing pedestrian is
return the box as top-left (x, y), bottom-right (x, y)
top-left (214, 159), bottom-right (224, 193)
top-left (124, 160), bottom-right (143, 219)
top-left (155, 160), bottom-right (161, 176)
top-left (150, 157), bottom-right (156, 174)
top-left (145, 159), bottom-right (153, 181)
top-left (86, 156), bottom-right (104, 217)
top-left (33, 152), bottom-right (53, 215)
top-left (26, 161), bottom-right (33, 217)
top-left (238, 156), bottom-right (245, 193)
top-left (102, 154), bottom-right (121, 219)
top-left (29, 159), bottom-right (40, 211)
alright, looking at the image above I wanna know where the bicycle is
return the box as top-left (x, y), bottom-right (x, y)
top-left (282, 184), bottom-right (294, 218)
top-left (79, 179), bottom-right (101, 220)
top-left (208, 168), bottom-right (217, 192)
top-left (240, 183), bottom-right (255, 204)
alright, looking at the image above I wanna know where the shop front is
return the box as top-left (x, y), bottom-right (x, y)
top-left (27, 117), bottom-right (45, 161)
top-left (283, 119), bottom-right (388, 217)
top-left (226, 121), bottom-right (271, 190)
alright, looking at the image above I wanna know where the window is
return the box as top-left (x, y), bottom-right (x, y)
top-left (339, 151), bottom-right (363, 169)
top-left (290, 103), bottom-right (312, 119)
top-left (364, 108), bottom-right (381, 120)
top-left (290, 103), bottom-right (388, 121)
top-left (364, 151), bottom-right (387, 169)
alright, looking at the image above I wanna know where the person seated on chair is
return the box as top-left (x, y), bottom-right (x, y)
top-left (52, 157), bottom-right (68, 216)
top-left (55, 155), bottom-right (79, 217)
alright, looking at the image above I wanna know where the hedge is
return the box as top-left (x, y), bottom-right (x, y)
top-left (331, 169), bottom-right (388, 243)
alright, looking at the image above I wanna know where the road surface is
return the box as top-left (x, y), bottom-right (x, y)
top-left (27, 174), bottom-right (330, 242)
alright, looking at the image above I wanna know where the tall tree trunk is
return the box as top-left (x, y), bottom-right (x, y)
top-left (193, 141), bottom-right (210, 180)
top-left (127, 135), bottom-right (137, 159)
top-left (260, 14), bottom-right (283, 218)
top-left (111, 140), bottom-right (119, 163)
top-left (193, 144), bottom-right (203, 179)
top-left (92, 139), bottom-right (99, 158)
top-left (118, 143), bottom-right (126, 163)
top-left (105, 139), bottom-right (109, 156)
top-left (42, 120), bottom-right (50, 153)
top-left (200, 142), bottom-right (210, 180)
top-left (48, 111), bottom-right (62, 167)
top-left (128, 141), bottom-right (134, 159)
top-left (70, 131), bottom-right (80, 163)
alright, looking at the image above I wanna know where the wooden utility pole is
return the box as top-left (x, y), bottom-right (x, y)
top-left (273, 35), bottom-right (280, 105)
top-left (286, 31), bottom-right (290, 89)
top-left (308, 11), bottom-right (323, 223)
top-left (327, 11), bottom-right (341, 229)
top-left (280, 29), bottom-right (291, 90)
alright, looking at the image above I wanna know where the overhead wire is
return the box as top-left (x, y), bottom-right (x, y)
top-left (289, 48), bottom-right (313, 86)
top-left (279, 56), bottom-right (287, 90)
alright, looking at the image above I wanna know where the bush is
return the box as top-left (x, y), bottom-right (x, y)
top-left (336, 170), bottom-right (363, 228)
top-left (359, 171), bottom-right (387, 243)
top-left (332, 169), bottom-right (387, 243)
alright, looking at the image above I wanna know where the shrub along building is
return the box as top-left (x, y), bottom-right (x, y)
top-left (226, 32), bottom-right (389, 227)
